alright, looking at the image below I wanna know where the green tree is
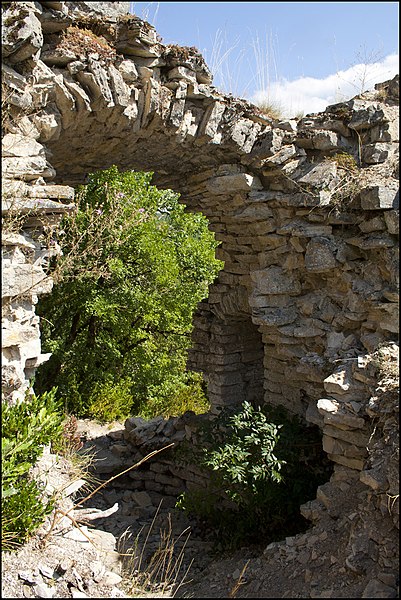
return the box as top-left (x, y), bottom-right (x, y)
top-left (35, 167), bottom-right (222, 419)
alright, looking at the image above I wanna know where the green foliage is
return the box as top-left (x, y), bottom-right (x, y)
top-left (176, 402), bottom-right (332, 550)
top-left (35, 166), bottom-right (222, 419)
top-left (138, 371), bottom-right (210, 419)
top-left (88, 378), bottom-right (134, 423)
top-left (2, 389), bottom-right (64, 549)
top-left (204, 401), bottom-right (285, 493)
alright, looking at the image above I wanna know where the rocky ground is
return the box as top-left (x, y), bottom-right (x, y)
top-left (2, 419), bottom-right (399, 599)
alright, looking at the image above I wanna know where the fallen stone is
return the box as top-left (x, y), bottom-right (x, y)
top-left (18, 571), bottom-right (37, 585)
top-left (362, 579), bottom-right (398, 598)
top-left (38, 564), bottom-right (54, 580)
top-left (100, 571), bottom-right (122, 586)
top-left (33, 582), bottom-right (54, 598)
top-left (131, 491), bottom-right (152, 507)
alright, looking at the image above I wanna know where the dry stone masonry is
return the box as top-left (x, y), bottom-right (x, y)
top-left (1, 2), bottom-right (399, 596)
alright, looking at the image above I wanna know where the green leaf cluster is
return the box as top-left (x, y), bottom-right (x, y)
top-left (176, 402), bottom-right (332, 550)
top-left (35, 167), bottom-right (223, 419)
top-left (203, 402), bottom-right (285, 494)
top-left (2, 389), bottom-right (64, 549)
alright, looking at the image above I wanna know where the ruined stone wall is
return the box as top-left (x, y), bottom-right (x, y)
top-left (1, 0), bottom-right (399, 552)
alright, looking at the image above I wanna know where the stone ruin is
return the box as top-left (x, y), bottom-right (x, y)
top-left (1, 1), bottom-right (399, 591)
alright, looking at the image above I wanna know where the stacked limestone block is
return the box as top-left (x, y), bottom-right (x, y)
top-left (2, 2), bottom-right (78, 403)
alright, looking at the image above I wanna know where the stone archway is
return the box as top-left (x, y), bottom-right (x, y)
top-left (2, 2), bottom-right (399, 543)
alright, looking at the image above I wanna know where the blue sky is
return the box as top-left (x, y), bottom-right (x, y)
top-left (130, 2), bottom-right (399, 117)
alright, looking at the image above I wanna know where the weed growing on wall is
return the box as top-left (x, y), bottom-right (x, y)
top-left (1, 389), bottom-right (64, 549)
top-left (176, 402), bottom-right (332, 550)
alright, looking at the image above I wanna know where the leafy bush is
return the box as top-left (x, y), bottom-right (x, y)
top-left (2, 389), bottom-right (64, 549)
top-left (88, 378), bottom-right (134, 422)
top-left (138, 371), bottom-right (210, 419)
top-left (35, 166), bottom-right (222, 419)
top-left (176, 401), bottom-right (332, 550)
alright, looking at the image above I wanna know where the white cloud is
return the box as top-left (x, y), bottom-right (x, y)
top-left (251, 53), bottom-right (399, 118)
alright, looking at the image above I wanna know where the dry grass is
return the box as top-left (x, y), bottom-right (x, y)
top-left (256, 99), bottom-right (283, 120)
top-left (39, 444), bottom-right (174, 547)
top-left (48, 26), bottom-right (116, 61)
top-left (228, 559), bottom-right (250, 598)
top-left (118, 501), bottom-right (193, 597)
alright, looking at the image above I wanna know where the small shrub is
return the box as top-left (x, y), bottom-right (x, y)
top-left (88, 378), bottom-right (133, 423)
top-left (329, 152), bottom-right (358, 172)
top-left (165, 372), bottom-right (210, 416)
top-left (2, 388), bottom-right (64, 549)
top-left (176, 401), bottom-right (332, 550)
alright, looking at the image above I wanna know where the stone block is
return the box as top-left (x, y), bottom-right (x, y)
top-left (251, 306), bottom-right (298, 327)
top-left (323, 367), bottom-right (352, 394)
top-left (2, 4), bottom-right (43, 63)
top-left (2, 265), bottom-right (53, 298)
top-left (358, 216), bottom-right (386, 233)
top-left (323, 435), bottom-right (367, 458)
top-left (348, 101), bottom-right (385, 131)
top-left (131, 491), bottom-right (152, 507)
top-left (312, 130), bottom-right (341, 150)
top-left (327, 453), bottom-right (365, 470)
top-left (384, 210), bottom-right (399, 234)
top-left (2, 134), bottom-right (45, 158)
top-left (143, 480), bottom-right (163, 492)
top-left (362, 143), bottom-right (392, 164)
top-left (168, 66), bottom-right (197, 83)
top-left (230, 118), bottom-right (261, 153)
top-left (2, 156), bottom-right (56, 181)
top-left (198, 101), bottom-right (226, 140)
top-left (359, 468), bottom-right (388, 491)
top-left (360, 183), bottom-right (399, 210)
top-left (251, 266), bottom-right (301, 295)
top-left (118, 60), bottom-right (139, 82)
top-left (345, 233), bottom-right (394, 249)
top-left (206, 173), bottom-right (262, 195)
top-left (154, 473), bottom-right (183, 488)
top-left (317, 399), bottom-right (366, 430)
top-left (234, 205), bottom-right (274, 220)
top-left (276, 220), bottom-right (332, 237)
top-left (250, 129), bottom-right (284, 159)
top-left (323, 424), bottom-right (369, 447)
top-left (125, 416), bottom-right (146, 431)
top-left (305, 237), bottom-right (337, 272)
